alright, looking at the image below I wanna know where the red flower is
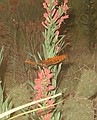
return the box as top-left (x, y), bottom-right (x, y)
top-left (44, 68), bottom-right (53, 79)
top-left (37, 70), bottom-right (45, 79)
top-left (43, 113), bottom-right (51, 120)
top-left (43, 2), bottom-right (47, 9)
top-left (47, 99), bottom-right (54, 107)
top-left (64, 0), bottom-right (68, 4)
top-left (45, 0), bottom-right (49, 4)
top-left (46, 85), bottom-right (54, 92)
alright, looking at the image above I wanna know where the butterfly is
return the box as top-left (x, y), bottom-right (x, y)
top-left (25, 53), bottom-right (68, 67)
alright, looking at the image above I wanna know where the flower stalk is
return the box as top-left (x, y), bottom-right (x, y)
top-left (33, 0), bottom-right (69, 119)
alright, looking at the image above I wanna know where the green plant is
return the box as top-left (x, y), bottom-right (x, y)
top-left (0, 46), bottom-right (12, 120)
top-left (0, 46), bottom-right (4, 65)
top-left (22, 0), bottom-right (69, 120)
top-left (0, 85), bottom-right (12, 120)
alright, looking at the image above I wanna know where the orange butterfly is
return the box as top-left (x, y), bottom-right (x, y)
top-left (25, 54), bottom-right (68, 67)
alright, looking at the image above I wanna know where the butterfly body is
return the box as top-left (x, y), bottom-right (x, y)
top-left (25, 54), bottom-right (68, 67)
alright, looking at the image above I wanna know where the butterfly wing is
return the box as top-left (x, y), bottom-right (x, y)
top-left (25, 60), bottom-right (47, 67)
top-left (25, 60), bottom-right (40, 66)
top-left (40, 54), bottom-right (68, 66)
top-left (25, 54), bottom-right (68, 67)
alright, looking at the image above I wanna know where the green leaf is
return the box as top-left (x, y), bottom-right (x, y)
top-left (0, 85), bottom-right (3, 108)
top-left (55, 63), bottom-right (62, 79)
top-left (42, 44), bottom-right (47, 59)
top-left (0, 46), bottom-right (4, 65)
top-left (37, 52), bottom-right (42, 60)
top-left (55, 111), bottom-right (61, 120)
top-left (56, 35), bottom-right (65, 45)
top-left (28, 81), bottom-right (35, 90)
